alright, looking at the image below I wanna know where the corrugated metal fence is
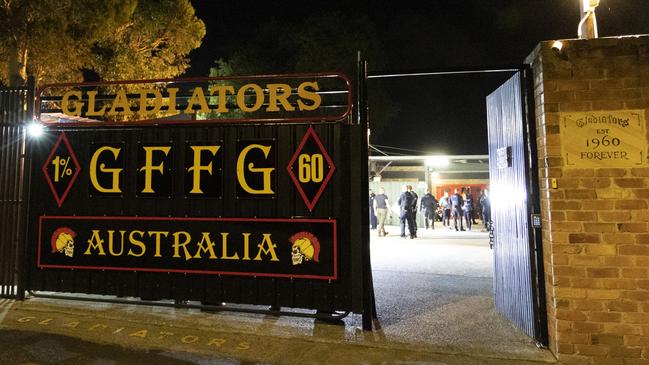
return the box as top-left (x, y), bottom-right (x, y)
top-left (0, 82), bottom-right (32, 299)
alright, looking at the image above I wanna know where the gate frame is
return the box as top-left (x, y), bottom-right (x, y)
top-left (367, 65), bottom-right (548, 344)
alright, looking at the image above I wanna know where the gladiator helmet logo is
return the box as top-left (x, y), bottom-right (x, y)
top-left (51, 227), bottom-right (76, 258)
top-left (289, 232), bottom-right (320, 266)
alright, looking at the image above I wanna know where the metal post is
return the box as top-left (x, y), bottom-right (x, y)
top-left (16, 76), bottom-right (35, 300)
top-left (358, 53), bottom-right (377, 331)
top-left (578, 0), bottom-right (599, 39)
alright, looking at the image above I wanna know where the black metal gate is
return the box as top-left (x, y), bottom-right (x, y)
top-left (18, 64), bottom-right (376, 328)
top-left (0, 80), bottom-right (33, 299)
top-left (486, 69), bottom-right (547, 345)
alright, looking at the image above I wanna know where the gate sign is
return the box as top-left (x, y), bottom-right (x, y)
top-left (29, 74), bottom-right (354, 289)
top-left (41, 133), bottom-right (81, 207)
top-left (39, 216), bottom-right (337, 280)
top-left (560, 110), bottom-right (648, 168)
top-left (287, 126), bottom-right (336, 211)
top-left (38, 74), bottom-right (352, 126)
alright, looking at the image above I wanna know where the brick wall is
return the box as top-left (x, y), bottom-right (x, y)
top-left (527, 36), bottom-right (649, 364)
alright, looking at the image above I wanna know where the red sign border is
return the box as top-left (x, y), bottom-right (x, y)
top-left (37, 73), bottom-right (353, 127)
top-left (41, 132), bottom-right (81, 207)
top-left (37, 215), bottom-right (338, 280)
top-left (286, 126), bottom-right (337, 212)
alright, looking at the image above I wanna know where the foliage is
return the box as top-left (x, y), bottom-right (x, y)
top-left (0, 0), bottom-right (204, 86)
top-left (210, 12), bottom-right (397, 135)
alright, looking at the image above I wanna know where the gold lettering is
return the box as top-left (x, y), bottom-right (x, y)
top-left (148, 231), bottom-right (168, 257)
top-left (172, 231), bottom-right (192, 260)
top-left (62, 90), bottom-right (83, 116)
top-left (89, 146), bottom-right (123, 193)
top-left (166, 88), bottom-right (180, 116)
top-left (17, 316), bottom-right (36, 323)
top-left (242, 232), bottom-right (251, 260)
top-left (194, 232), bottom-right (217, 259)
top-left (181, 335), bottom-right (199, 344)
top-left (107, 89), bottom-right (134, 116)
top-left (267, 83), bottom-right (295, 112)
top-left (157, 331), bottom-right (174, 340)
top-left (210, 85), bottom-right (235, 113)
top-left (236, 144), bottom-right (275, 195)
top-left (85, 230), bottom-right (106, 255)
top-left (128, 230), bottom-right (146, 257)
top-left (187, 146), bottom-right (221, 194)
top-left (236, 342), bottom-right (251, 350)
top-left (38, 318), bottom-right (53, 325)
top-left (62, 321), bottom-right (80, 328)
top-left (86, 91), bottom-right (107, 116)
top-left (138, 88), bottom-right (163, 117)
top-left (236, 84), bottom-right (264, 112)
top-left (220, 233), bottom-right (239, 260)
top-left (107, 230), bottom-right (126, 256)
top-left (207, 338), bottom-right (226, 347)
top-left (88, 324), bottom-right (108, 331)
top-left (254, 234), bottom-right (279, 261)
top-left (297, 81), bottom-right (321, 111)
top-left (184, 87), bottom-right (210, 114)
top-left (129, 329), bottom-right (148, 338)
top-left (139, 146), bottom-right (171, 194)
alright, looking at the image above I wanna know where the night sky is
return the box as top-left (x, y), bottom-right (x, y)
top-left (186, 1), bottom-right (649, 155)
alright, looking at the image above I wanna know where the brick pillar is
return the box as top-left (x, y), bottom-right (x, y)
top-left (527, 36), bottom-right (649, 364)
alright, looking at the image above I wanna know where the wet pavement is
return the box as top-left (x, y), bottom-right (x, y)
top-left (0, 225), bottom-right (556, 364)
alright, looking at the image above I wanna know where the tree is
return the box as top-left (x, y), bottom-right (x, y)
top-left (0, 0), bottom-right (205, 86)
top-left (210, 12), bottom-right (397, 135)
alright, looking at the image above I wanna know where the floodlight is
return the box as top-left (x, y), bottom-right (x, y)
top-left (27, 122), bottom-right (44, 138)
top-left (426, 156), bottom-right (449, 167)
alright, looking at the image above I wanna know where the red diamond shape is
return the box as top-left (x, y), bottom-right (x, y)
top-left (42, 132), bottom-right (81, 207)
top-left (287, 126), bottom-right (336, 212)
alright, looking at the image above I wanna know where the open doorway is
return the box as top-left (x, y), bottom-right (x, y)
top-left (365, 68), bottom-right (548, 357)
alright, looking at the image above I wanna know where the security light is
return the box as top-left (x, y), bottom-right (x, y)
top-left (426, 156), bottom-right (449, 167)
top-left (26, 122), bottom-right (44, 138)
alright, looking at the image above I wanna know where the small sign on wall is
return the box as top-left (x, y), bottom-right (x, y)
top-left (560, 110), bottom-right (647, 168)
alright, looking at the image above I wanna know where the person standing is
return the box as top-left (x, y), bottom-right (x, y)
top-left (369, 190), bottom-right (377, 230)
top-left (440, 191), bottom-right (451, 227)
top-left (420, 190), bottom-right (438, 230)
top-left (407, 185), bottom-right (418, 238)
top-left (480, 188), bottom-right (491, 232)
top-left (373, 187), bottom-right (390, 236)
top-left (450, 188), bottom-right (465, 231)
top-left (462, 189), bottom-right (474, 231)
top-left (398, 185), bottom-right (415, 238)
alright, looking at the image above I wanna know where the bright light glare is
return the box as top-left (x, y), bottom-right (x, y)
top-left (426, 156), bottom-right (449, 167)
top-left (27, 122), bottom-right (44, 138)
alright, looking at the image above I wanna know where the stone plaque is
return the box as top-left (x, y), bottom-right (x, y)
top-left (560, 110), bottom-right (647, 168)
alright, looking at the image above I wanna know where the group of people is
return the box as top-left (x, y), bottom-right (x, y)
top-left (369, 186), bottom-right (491, 238)
top-left (437, 187), bottom-right (491, 232)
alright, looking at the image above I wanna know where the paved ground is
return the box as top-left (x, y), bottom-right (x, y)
top-left (0, 225), bottom-right (556, 364)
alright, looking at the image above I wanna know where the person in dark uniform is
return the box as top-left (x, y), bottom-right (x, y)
top-left (440, 190), bottom-right (451, 227)
top-left (420, 190), bottom-right (438, 229)
top-left (450, 188), bottom-right (464, 231)
top-left (369, 190), bottom-right (377, 230)
top-left (462, 189), bottom-right (474, 231)
top-left (407, 185), bottom-right (418, 238)
top-left (397, 185), bottom-right (415, 238)
top-left (480, 188), bottom-right (491, 232)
